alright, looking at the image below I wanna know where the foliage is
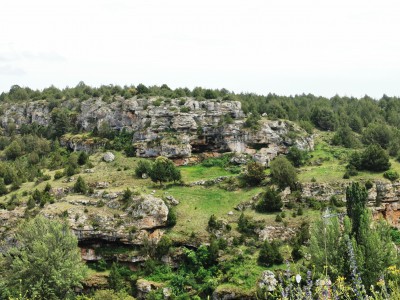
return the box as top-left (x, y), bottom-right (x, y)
top-left (346, 182), bottom-right (368, 241)
top-left (286, 146), bottom-right (309, 167)
top-left (258, 240), bottom-right (283, 267)
top-left (134, 159), bottom-right (153, 178)
top-left (256, 187), bottom-right (283, 213)
top-left (241, 161), bottom-right (266, 186)
top-left (0, 216), bottom-right (86, 299)
top-left (237, 213), bottom-right (258, 235)
top-left (332, 125), bottom-right (360, 148)
top-left (362, 122), bottom-right (392, 149)
top-left (270, 156), bottom-right (298, 190)
top-left (74, 176), bottom-right (88, 194)
top-left (149, 156), bottom-right (181, 185)
top-left (383, 170), bottom-right (399, 181)
top-left (347, 145), bottom-right (391, 173)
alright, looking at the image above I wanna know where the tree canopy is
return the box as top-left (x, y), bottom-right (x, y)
top-left (0, 216), bottom-right (86, 299)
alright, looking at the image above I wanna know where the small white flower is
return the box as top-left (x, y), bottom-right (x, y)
top-left (296, 274), bottom-right (302, 284)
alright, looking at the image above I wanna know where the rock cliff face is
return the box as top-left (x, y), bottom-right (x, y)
top-left (294, 180), bottom-right (400, 228)
top-left (1, 96), bottom-right (314, 165)
top-left (0, 193), bottom-right (169, 250)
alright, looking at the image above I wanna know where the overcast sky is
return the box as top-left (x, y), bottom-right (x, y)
top-left (1, 0), bottom-right (400, 98)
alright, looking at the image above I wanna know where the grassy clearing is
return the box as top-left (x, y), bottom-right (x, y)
top-left (164, 185), bottom-right (263, 240)
top-left (179, 165), bottom-right (233, 182)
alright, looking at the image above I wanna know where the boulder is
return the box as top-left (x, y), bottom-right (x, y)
top-left (103, 152), bottom-right (115, 162)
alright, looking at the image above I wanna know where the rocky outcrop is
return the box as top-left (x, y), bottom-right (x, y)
top-left (33, 194), bottom-right (169, 246)
top-left (1, 96), bottom-right (314, 166)
top-left (60, 135), bottom-right (107, 153)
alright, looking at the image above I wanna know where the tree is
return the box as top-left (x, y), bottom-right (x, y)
top-left (332, 125), bottom-right (360, 148)
top-left (256, 187), bottom-right (283, 213)
top-left (346, 182), bottom-right (368, 241)
top-left (258, 240), bottom-right (283, 267)
top-left (287, 146), bottom-right (309, 167)
top-left (108, 263), bottom-right (126, 292)
top-left (360, 144), bottom-right (391, 172)
top-left (241, 161), bottom-right (266, 186)
top-left (78, 152), bottom-right (89, 165)
top-left (134, 159), bottom-right (153, 178)
top-left (311, 106), bottom-right (337, 131)
top-left (0, 216), bottom-right (86, 299)
top-left (149, 156), bottom-right (181, 185)
top-left (74, 176), bottom-right (88, 194)
top-left (269, 156), bottom-right (298, 190)
top-left (362, 123), bottom-right (392, 149)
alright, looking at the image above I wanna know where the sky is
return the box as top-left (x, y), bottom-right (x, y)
top-left (1, 0), bottom-right (400, 98)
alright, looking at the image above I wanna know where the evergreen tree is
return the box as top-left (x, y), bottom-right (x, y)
top-left (258, 240), bottom-right (283, 267)
top-left (74, 176), bottom-right (88, 194)
top-left (270, 156), bottom-right (298, 190)
top-left (346, 182), bottom-right (368, 241)
top-left (256, 187), bottom-right (283, 213)
top-left (149, 156), bottom-right (181, 185)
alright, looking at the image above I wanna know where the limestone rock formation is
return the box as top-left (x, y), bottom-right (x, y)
top-left (1, 96), bottom-right (314, 166)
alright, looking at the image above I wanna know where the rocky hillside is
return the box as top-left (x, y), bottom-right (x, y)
top-left (1, 96), bottom-right (314, 165)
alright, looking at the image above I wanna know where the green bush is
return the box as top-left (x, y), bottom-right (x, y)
top-left (256, 187), bottom-right (283, 213)
top-left (384, 170), bottom-right (399, 182)
top-left (258, 240), bottom-right (283, 267)
top-left (134, 159), bottom-right (153, 178)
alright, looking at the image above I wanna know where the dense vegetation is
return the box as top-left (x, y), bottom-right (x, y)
top-left (0, 83), bottom-right (400, 299)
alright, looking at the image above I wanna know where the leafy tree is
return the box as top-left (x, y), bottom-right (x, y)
top-left (360, 144), bottom-right (391, 172)
top-left (362, 123), bottom-right (392, 149)
top-left (108, 263), bottom-right (125, 292)
top-left (354, 211), bottom-right (397, 289)
top-left (258, 240), bottom-right (283, 267)
top-left (4, 140), bottom-right (22, 160)
top-left (256, 187), bottom-right (283, 213)
top-left (332, 125), bottom-right (360, 148)
top-left (74, 176), bottom-right (88, 194)
top-left (241, 161), bottom-right (266, 186)
top-left (0, 216), bottom-right (86, 299)
top-left (237, 213), bottom-right (257, 235)
top-left (149, 156), bottom-right (181, 185)
top-left (286, 146), bottom-right (309, 167)
top-left (270, 156), bottom-right (298, 190)
top-left (311, 106), bottom-right (337, 131)
top-left (134, 159), bottom-right (153, 178)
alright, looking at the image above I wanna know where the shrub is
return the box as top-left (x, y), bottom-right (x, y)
top-left (275, 214), bottom-right (283, 222)
top-left (360, 144), bottom-right (391, 172)
top-left (270, 156), bottom-right (298, 190)
top-left (241, 161), bottom-right (266, 186)
top-left (258, 240), bottom-right (283, 267)
top-left (237, 213), bottom-right (257, 235)
top-left (365, 180), bottom-right (373, 190)
top-left (134, 159), bottom-right (152, 178)
top-left (256, 187), bottom-right (283, 213)
top-left (74, 176), bottom-right (87, 194)
top-left (384, 170), bottom-right (400, 182)
top-left (54, 171), bottom-right (63, 180)
top-left (287, 146), bottom-right (309, 167)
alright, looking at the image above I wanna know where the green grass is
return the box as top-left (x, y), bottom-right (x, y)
top-left (164, 185), bottom-right (263, 240)
top-left (179, 165), bottom-right (233, 182)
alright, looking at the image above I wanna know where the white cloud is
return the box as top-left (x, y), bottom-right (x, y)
top-left (0, 0), bottom-right (399, 98)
